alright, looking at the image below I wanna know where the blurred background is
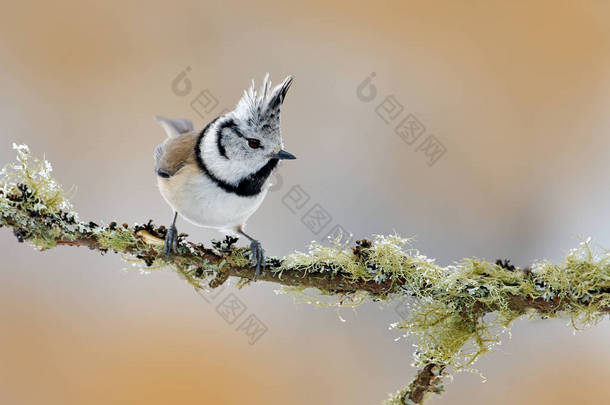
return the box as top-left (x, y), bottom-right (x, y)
top-left (1, 1), bottom-right (609, 404)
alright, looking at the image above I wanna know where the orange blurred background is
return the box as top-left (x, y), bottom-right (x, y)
top-left (1, 1), bottom-right (609, 404)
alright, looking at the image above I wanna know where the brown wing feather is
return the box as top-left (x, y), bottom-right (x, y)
top-left (154, 132), bottom-right (199, 177)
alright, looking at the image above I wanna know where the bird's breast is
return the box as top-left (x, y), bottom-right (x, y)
top-left (157, 164), bottom-right (268, 229)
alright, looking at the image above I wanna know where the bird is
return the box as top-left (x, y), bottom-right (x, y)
top-left (153, 74), bottom-right (296, 281)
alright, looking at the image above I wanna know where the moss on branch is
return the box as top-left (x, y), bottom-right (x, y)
top-left (1, 144), bottom-right (609, 404)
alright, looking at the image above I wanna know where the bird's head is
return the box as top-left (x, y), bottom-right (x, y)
top-left (201, 74), bottom-right (296, 184)
top-left (223, 74), bottom-right (295, 162)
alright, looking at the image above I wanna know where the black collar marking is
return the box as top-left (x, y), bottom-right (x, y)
top-left (195, 117), bottom-right (278, 197)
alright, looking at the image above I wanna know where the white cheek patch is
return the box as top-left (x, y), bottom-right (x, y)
top-left (203, 127), bottom-right (269, 184)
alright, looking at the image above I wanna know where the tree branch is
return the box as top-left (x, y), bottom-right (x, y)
top-left (402, 364), bottom-right (446, 404)
top-left (1, 144), bottom-right (608, 404)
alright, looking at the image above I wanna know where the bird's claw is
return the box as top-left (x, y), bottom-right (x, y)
top-left (164, 224), bottom-right (178, 261)
top-left (250, 240), bottom-right (265, 281)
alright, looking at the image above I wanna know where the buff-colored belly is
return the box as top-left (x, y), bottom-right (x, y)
top-left (157, 165), bottom-right (267, 230)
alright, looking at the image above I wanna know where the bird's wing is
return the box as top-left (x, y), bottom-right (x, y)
top-left (155, 116), bottom-right (194, 138)
top-left (154, 131), bottom-right (199, 178)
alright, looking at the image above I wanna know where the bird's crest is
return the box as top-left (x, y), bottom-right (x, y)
top-left (234, 74), bottom-right (293, 134)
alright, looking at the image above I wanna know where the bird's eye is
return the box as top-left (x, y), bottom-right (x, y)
top-left (247, 138), bottom-right (261, 149)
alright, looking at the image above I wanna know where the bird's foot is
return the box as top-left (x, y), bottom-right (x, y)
top-left (164, 224), bottom-right (178, 261)
top-left (249, 240), bottom-right (265, 281)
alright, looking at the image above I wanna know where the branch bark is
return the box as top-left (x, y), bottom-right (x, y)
top-left (402, 364), bottom-right (445, 404)
top-left (1, 175), bottom-right (608, 405)
top-left (31, 221), bottom-right (609, 315)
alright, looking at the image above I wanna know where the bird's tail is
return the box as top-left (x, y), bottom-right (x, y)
top-left (155, 116), bottom-right (194, 138)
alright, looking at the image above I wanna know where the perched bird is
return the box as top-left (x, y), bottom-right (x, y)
top-left (153, 75), bottom-right (296, 280)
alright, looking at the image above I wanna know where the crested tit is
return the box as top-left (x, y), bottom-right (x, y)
top-left (154, 74), bottom-right (296, 280)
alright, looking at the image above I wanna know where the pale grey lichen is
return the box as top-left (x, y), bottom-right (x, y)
top-left (1, 143), bottom-right (74, 215)
top-left (1, 144), bottom-right (608, 405)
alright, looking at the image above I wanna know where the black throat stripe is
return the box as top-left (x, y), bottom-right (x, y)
top-left (195, 117), bottom-right (278, 197)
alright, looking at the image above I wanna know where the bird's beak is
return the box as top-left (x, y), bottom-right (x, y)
top-left (273, 150), bottom-right (297, 160)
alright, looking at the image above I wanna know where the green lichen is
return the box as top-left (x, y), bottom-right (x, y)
top-left (271, 234), bottom-right (608, 402)
top-left (97, 228), bottom-right (140, 252)
top-left (0, 144), bottom-right (86, 251)
top-left (228, 249), bottom-right (251, 268)
top-left (0, 144), bottom-right (74, 215)
top-left (1, 144), bottom-right (608, 404)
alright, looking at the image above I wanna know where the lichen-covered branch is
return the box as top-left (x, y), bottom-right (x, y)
top-left (1, 144), bottom-right (609, 404)
top-left (394, 363), bottom-right (446, 405)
